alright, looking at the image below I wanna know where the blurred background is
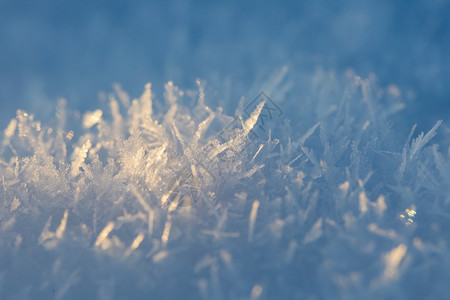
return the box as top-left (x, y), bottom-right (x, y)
top-left (0, 0), bottom-right (449, 132)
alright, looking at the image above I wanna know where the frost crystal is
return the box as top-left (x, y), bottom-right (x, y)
top-left (0, 72), bottom-right (449, 299)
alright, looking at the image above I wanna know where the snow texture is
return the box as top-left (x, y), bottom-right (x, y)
top-left (1, 1), bottom-right (449, 299)
top-left (1, 70), bottom-right (449, 299)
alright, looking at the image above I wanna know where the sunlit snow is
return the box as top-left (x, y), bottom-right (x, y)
top-left (1, 1), bottom-right (449, 299)
top-left (1, 73), bottom-right (448, 298)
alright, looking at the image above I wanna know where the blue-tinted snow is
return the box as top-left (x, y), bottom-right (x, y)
top-left (0, 1), bottom-right (449, 299)
top-left (1, 0), bottom-right (449, 131)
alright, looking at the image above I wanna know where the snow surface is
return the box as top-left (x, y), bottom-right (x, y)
top-left (1, 71), bottom-right (449, 299)
top-left (1, 1), bottom-right (450, 299)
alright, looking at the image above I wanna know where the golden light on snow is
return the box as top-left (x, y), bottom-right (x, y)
top-left (0, 73), bottom-right (447, 298)
top-left (55, 209), bottom-right (69, 239)
top-left (152, 250), bottom-right (168, 263)
top-left (125, 233), bottom-right (145, 257)
top-left (368, 223), bottom-right (396, 239)
top-left (95, 222), bottom-right (115, 248)
top-left (250, 284), bottom-right (263, 299)
top-left (4, 119), bottom-right (17, 138)
top-left (383, 244), bottom-right (407, 279)
top-left (303, 218), bottom-right (323, 244)
top-left (358, 191), bottom-right (369, 214)
top-left (161, 218), bottom-right (172, 247)
top-left (248, 200), bottom-right (260, 242)
top-left (82, 109), bottom-right (103, 128)
top-left (375, 195), bottom-right (387, 216)
top-left (339, 181), bottom-right (350, 196)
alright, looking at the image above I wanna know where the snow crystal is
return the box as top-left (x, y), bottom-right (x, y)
top-left (0, 71), bottom-right (448, 299)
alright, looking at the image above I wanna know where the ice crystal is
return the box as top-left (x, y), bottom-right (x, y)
top-left (0, 71), bottom-right (449, 299)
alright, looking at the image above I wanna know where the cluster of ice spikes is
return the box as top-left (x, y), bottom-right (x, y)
top-left (0, 71), bottom-right (448, 299)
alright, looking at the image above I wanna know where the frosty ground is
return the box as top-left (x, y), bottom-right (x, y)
top-left (0, 67), bottom-right (449, 299)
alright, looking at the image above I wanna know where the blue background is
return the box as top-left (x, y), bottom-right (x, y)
top-left (1, 0), bottom-right (449, 133)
